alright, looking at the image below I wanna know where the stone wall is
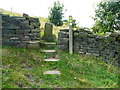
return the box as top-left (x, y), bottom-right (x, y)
top-left (58, 29), bottom-right (120, 66)
top-left (1, 13), bottom-right (40, 47)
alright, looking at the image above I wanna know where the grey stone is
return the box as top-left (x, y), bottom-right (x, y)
top-left (2, 30), bottom-right (16, 34)
top-left (57, 29), bottom-right (120, 66)
top-left (43, 50), bottom-right (56, 53)
top-left (43, 70), bottom-right (61, 75)
top-left (58, 32), bottom-right (69, 38)
top-left (42, 23), bottom-right (53, 40)
top-left (58, 44), bottom-right (68, 50)
top-left (44, 59), bottom-right (60, 61)
top-left (58, 38), bottom-right (68, 45)
top-left (2, 13), bottom-right (41, 47)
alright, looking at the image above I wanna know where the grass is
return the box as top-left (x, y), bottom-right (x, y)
top-left (2, 46), bottom-right (119, 88)
top-left (0, 8), bottom-right (22, 16)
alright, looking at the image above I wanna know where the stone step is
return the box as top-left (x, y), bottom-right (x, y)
top-left (44, 42), bottom-right (56, 45)
top-left (44, 59), bottom-right (60, 61)
top-left (27, 41), bottom-right (40, 44)
top-left (43, 70), bottom-right (61, 75)
top-left (43, 50), bottom-right (56, 53)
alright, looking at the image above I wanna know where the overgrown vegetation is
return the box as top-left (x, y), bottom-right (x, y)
top-left (48, 1), bottom-right (64, 26)
top-left (2, 46), bottom-right (119, 88)
top-left (92, 0), bottom-right (120, 34)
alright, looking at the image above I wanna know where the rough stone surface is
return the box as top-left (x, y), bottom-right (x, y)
top-left (44, 42), bottom-right (56, 45)
top-left (58, 29), bottom-right (120, 66)
top-left (42, 23), bottom-right (54, 41)
top-left (2, 13), bottom-right (41, 48)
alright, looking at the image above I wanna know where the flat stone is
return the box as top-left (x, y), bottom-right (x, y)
top-left (28, 41), bottom-right (40, 44)
top-left (43, 70), bottom-right (61, 75)
top-left (44, 59), bottom-right (60, 61)
top-left (43, 50), bottom-right (56, 53)
top-left (44, 42), bottom-right (56, 45)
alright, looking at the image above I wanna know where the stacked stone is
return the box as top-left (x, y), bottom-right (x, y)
top-left (2, 13), bottom-right (40, 47)
top-left (57, 29), bottom-right (69, 51)
top-left (58, 28), bottom-right (120, 66)
top-left (27, 16), bottom-right (40, 41)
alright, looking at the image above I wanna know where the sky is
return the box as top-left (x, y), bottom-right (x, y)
top-left (0, 0), bottom-right (101, 27)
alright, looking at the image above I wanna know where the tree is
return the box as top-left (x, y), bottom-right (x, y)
top-left (72, 19), bottom-right (77, 28)
top-left (48, 1), bottom-right (64, 26)
top-left (92, 0), bottom-right (120, 33)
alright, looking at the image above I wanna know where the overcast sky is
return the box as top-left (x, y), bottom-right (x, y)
top-left (0, 0), bottom-right (101, 27)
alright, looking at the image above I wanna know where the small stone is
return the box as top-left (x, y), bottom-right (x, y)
top-left (44, 59), bottom-right (60, 61)
top-left (44, 42), bottom-right (56, 45)
top-left (43, 50), bottom-right (56, 53)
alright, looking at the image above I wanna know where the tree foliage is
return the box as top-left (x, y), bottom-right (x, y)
top-left (92, 0), bottom-right (120, 33)
top-left (72, 19), bottom-right (77, 28)
top-left (48, 1), bottom-right (64, 26)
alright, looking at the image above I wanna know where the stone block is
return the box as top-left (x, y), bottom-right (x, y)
top-left (104, 37), bottom-right (116, 43)
top-left (2, 30), bottom-right (16, 34)
top-left (60, 29), bottom-right (69, 32)
top-left (2, 34), bottom-right (18, 38)
top-left (58, 32), bottom-right (69, 38)
top-left (29, 17), bottom-right (39, 22)
top-left (2, 40), bottom-right (21, 46)
top-left (2, 25), bottom-right (20, 30)
top-left (27, 41), bottom-right (40, 49)
top-left (26, 33), bottom-right (40, 40)
top-left (58, 44), bottom-right (68, 50)
top-left (28, 28), bottom-right (40, 33)
top-left (58, 38), bottom-right (69, 45)
top-left (78, 29), bottom-right (93, 34)
top-left (42, 23), bottom-right (55, 41)
top-left (2, 14), bottom-right (10, 21)
top-left (23, 13), bottom-right (30, 19)
top-left (44, 23), bottom-right (53, 36)
top-left (29, 22), bottom-right (40, 28)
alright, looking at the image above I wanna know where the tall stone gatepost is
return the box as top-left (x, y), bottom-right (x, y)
top-left (42, 22), bottom-right (55, 41)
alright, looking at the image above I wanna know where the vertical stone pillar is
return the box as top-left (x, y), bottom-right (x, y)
top-left (42, 22), bottom-right (54, 41)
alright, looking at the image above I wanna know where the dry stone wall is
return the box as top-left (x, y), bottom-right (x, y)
top-left (1, 13), bottom-right (40, 47)
top-left (58, 29), bottom-right (120, 66)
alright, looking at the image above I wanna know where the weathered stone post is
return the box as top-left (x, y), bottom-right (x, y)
top-left (42, 22), bottom-right (54, 41)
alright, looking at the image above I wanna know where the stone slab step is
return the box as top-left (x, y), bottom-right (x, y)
top-left (44, 59), bottom-right (60, 61)
top-left (44, 42), bottom-right (56, 45)
top-left (27, 41), bottom-right (40, 44)
top-left (43, 70), bottom-right (61, 75)
top-left (43, 50), bottom-right (56, 53)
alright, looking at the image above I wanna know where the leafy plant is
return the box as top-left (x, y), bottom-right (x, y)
top-left (92, 0), bottom-right (120, 33)
top-left (48, 1), bottom-right (64, 26)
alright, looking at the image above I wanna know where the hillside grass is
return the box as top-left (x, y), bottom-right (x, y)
top-left (0, 8), bottom-right (22, 16)
top-left (2, 46), bottom-right (119, 88)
